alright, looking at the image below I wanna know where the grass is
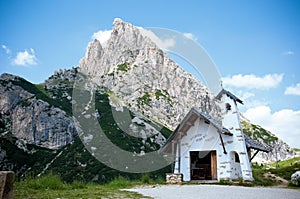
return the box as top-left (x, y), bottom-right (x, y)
top-left (215, 158), bottom-right (300, 187)
top-left (14, 174), bottom-right (151, 199)
top-left (104, 176), bottom-right (132, 189)
top-left (268, 163), bottom-right (300, 181)
top-left (117, 62), bottom-right (130, 72)
top-left (252, 169), bottom-right (277, 186)
top-left (294, 148), bottom-right (300, 152)
top-left (270, 156), bottom-right (300, 168)
top-left (251, 156), bottom-right (300, 188)
top-left (13, 159), bottom-right (300, 199)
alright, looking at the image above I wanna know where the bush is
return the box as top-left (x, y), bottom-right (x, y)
top-left (154, 177), bottom-right (165, 184)
top-left (71, 180), bottom-right (87, 189)
top-left (219, 179), bottom-right (232, 185)
top-left (105, 177), bottom-right (131, 188)
top-left (141, 173), bottom-right (150, 184)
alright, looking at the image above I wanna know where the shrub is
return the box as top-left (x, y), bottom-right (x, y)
top-left (141, 173), bottom-right (150, 184)
top-left (219, 179), bottom-right (232, 185)
top-left (71, 180), bottom-right (87, 189)
top-left (117, 63), bottom-right (130, 72)
top-left (106, 176), bottom-right (131, 188)
top-left (154, 177), bottom-right (165, 184)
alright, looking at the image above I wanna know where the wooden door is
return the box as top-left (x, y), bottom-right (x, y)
top-left (211, 151), bottom-right (217, 180)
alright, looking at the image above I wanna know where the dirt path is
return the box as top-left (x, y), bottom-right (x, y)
top-left (263, 172), bottom-right (289, 187)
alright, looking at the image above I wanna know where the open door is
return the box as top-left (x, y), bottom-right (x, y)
top-left (211, 151), bottom-right (217, 180)
top-left (190, 151), bottom-right (217, 180)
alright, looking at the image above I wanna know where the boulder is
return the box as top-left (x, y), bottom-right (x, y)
top-left (291, 171), bottom-right (300, 186)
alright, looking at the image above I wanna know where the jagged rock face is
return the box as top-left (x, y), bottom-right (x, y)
top-left (79, 18), bottom-right (220, 129)
top-left (0, 74), bottom-right (33, 115)
top-left (242, 121), bottom-right (296, 163)
top-left (255, 139), bottom-right (296, 164)
top-left (11, 102), bottom-right (76, 148)
top-left (0, 74), bottom-right (78, 148)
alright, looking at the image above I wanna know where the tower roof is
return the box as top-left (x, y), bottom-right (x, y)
top-left (216, 89), bottom-right (243, 104)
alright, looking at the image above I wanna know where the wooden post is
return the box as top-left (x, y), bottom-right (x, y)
top-left (218, 133), bottom-right (227, 154)
top-left (171, 141), bottom-right (175, 173)
top-left (178, 132), bottom-right (182, 173)
top-left (0, 171), bottom-right (14, 199)
top-left (250, 150), bottom-right (259, 162)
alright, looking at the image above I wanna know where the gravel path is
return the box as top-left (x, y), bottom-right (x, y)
top-left (126, 185), bottom-right (300, 199)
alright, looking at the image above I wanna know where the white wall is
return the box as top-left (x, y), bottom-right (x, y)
top-left (219, 94), bottom-right (253, 181)
top-left (176, 118), bottom-right (226, 181)
top-left (230, 151), bottom-right (243, 179)
top-left (173, 94), bottom-right (254, 181)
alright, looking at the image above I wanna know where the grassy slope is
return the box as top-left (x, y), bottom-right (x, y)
top-left (252, 157), bottom-right (300, 187)
top-left (242, 121), bottom-right (278, 145)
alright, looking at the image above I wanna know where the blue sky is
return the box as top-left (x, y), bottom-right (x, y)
top-left (1, 0), bottom-right (300, 148)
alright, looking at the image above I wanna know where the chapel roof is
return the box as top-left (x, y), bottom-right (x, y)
top-left (161, 108), bottom-right (232, 153)
top-left (161, 108), bottom-right (271, 153)
top-left (216, 89), bottom-right (243, 104)
top-left (244, 133), bottom-right (271, 152)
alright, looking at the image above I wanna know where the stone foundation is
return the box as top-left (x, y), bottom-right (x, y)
top-left (0, 171), bottom-right (14, 199)
top-left (166, 173), bottom-right (183, 184)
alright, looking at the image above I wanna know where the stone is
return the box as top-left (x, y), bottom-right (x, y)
top-left (0, 171), bottom-right (14, 199)
top-left (291, 171), bottom-right (300, 186)
top-left (166, 173), bottom-right (183, 184)
top-left (0, 73), bottom-right (80, 149)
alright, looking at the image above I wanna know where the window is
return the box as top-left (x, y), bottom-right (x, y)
top-left (235, 152), bottom-right (240, 163)
top-left (226, 103), bottom-right (231, 111)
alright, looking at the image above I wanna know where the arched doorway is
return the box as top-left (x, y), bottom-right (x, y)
top-left (230, 151), bottom-right (242, 180)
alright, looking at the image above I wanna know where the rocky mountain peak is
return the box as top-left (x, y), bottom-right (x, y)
top-left (78, 18), bottom-right (220, 129)
top-left (80, 18), bottom-right (155, 77)
top-left (110, 18), bottom-right (154, 48)
top-left (85, 39), bottom-right (103, 61)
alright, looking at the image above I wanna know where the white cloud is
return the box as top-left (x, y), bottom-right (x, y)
top-left (2, 45), bottom-right (11, 54)
top-left (285, 83), bottom-right (300, 96)
top-left (244, 106), bottom-right (300, 148)
top-left (235, 90), bottom-right (271, 110)
top-left (222, 73), bottom-right (283, 90)
top-left (283, 51), bottom-right (294, 55)
top-left (236, 91), bottom-right (255, 101)
top-left (92, 30), bottom-right (112, 46)
top-left (12, 48), bottom-right (37, 66)
top-left (183, 33), bottom-right (197, 41)
top-left (138, 27), bottom-right (175, 49)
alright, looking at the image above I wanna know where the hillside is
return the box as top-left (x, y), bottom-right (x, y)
top-left (0, 71), bottom-right (172, 182)
top-left (242, 121), bottom-right (297, 163)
